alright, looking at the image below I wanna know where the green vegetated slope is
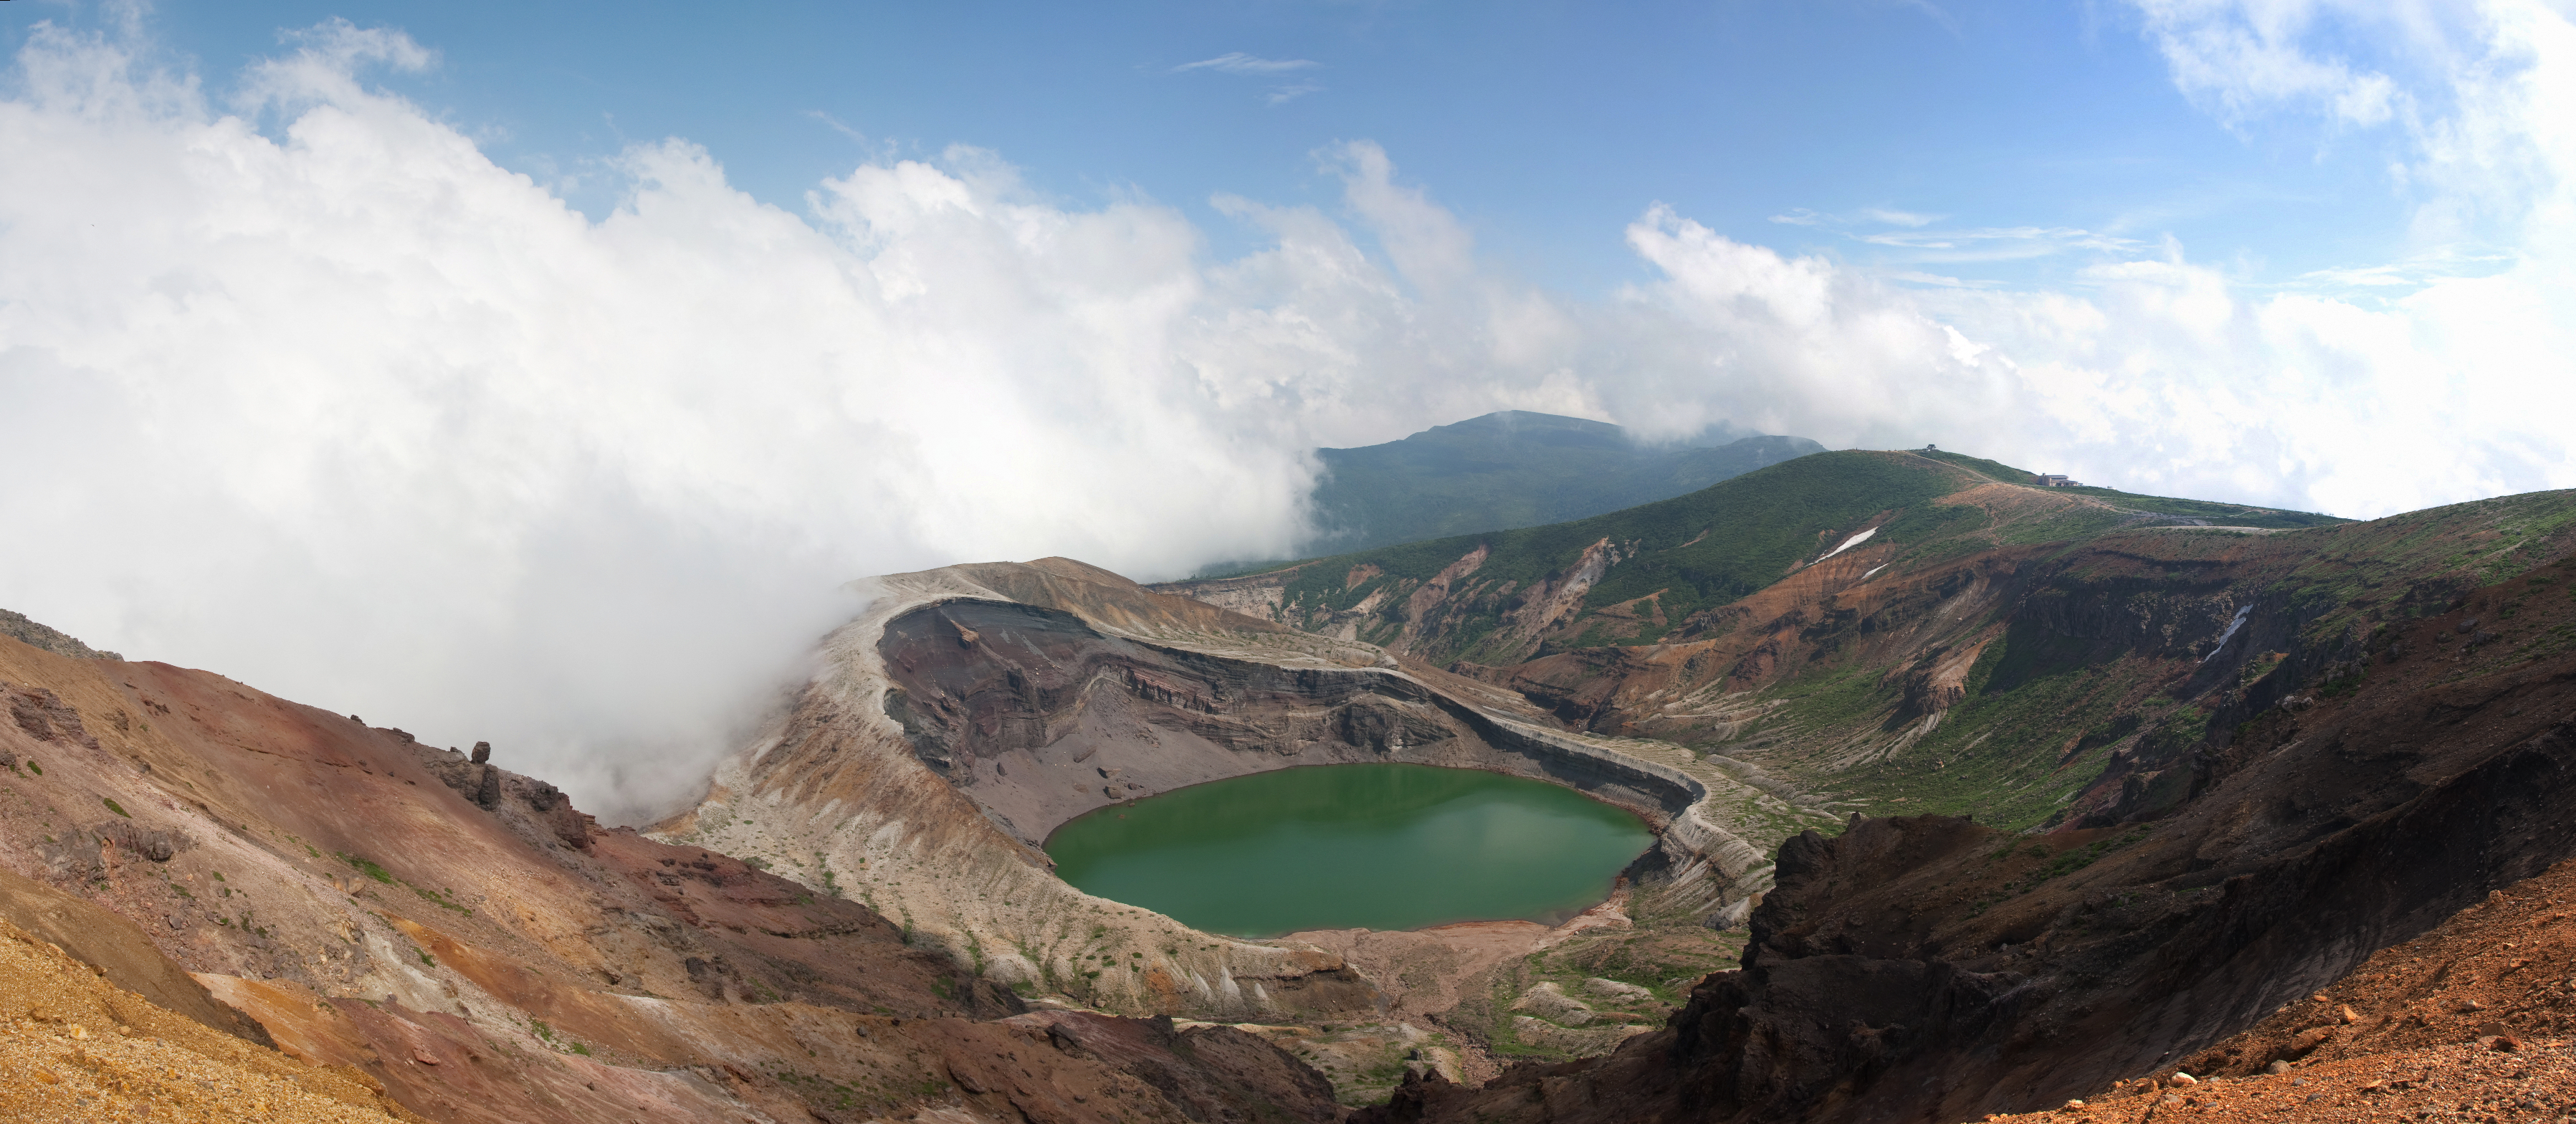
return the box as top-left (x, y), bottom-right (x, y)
top-left (1162, 448), bottom-right (2568, 1076)
top-left (1699, 487), bottom-right (2576, 837)
top-left (1258, 450), bottom-right (1978, 662)
top-left (1169, 445), bottom-right (2566, 1077)
top-left (1180, 447), bottom-right (2352, 668)
top-left (1304, 411), bottom-right (1825, 556)
top-left (1194, 446), bottom-right (2337, 662)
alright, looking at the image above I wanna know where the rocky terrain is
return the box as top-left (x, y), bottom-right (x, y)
top-left (0, 626), bottom-right (1343, 1123)
top-left (1, 607), bottom-right (120, 661)
top-left (6, 442), bottom-right (2574, 1123)
top-left (658, 556), bottom-right (1779, 1100)
top-left (1978, 852), bottom-right (2576, 1123)
top-left (1335, 512), bottom-right (2576, 1122)
top-left (1155, 450), bottom-right (2339, 666)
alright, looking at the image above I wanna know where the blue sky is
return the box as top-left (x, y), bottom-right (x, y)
top-left (8, 1), bottom-right (2436, 295)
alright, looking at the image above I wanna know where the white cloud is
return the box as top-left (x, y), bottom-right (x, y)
top-left (1859, 206), bottom-right (1944, 228)
top-left (1171, 52), bottom-right (1320, 75)
top-left (0, 24), bottom-right (1345, 821)
top-left (1858, 224), bottom-right (2148, 259)
top-left (1770, 206), bottom-right (2141, 259)
top-left (2128, 0), bottom-right (2413, 127)
top-left (1266, 82), bottom-right (1325, 105)
top-left (1170, 52), bottom-right (1326, 105)
top-left (2, 7), bottom-right (2572, 824)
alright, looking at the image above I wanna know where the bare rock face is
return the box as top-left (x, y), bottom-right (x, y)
top-left (0, 608), bottom-right (121, 661)
top-left (877, 598), bottom-right (1531, 844)
top-left (1352, 591), bottom-right (2576, 1124)
top-left (0, 625), bottom-right (1345, 1124)
top-left (664, 558), bottom-right (1766, 1024)
top-left (6, 682), bottom-right (98, 751)
top-left (1013, 1009), bottom-right (1343, 1123)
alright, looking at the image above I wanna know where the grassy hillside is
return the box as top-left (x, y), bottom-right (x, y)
top-left (1166, 446), bottom-right (2355, 667)
top-left (1202, 452), bottom-right (1973, 661)
top-left (1304, 411), bottom-right (1824, 554)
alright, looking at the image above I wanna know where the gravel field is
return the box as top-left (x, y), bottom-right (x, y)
top-left (0, 918), bottom-right (419, 1124)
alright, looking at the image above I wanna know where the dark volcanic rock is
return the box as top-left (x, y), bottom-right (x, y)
top-left (6, 682), bottom-right (98, 749)
top-left (1011, 1010), bottom-right (1343, 1123)
top-left (878, 598), bottom-right (1693, 847)
top-left (1358, 622), bottom-right (2576, 1123)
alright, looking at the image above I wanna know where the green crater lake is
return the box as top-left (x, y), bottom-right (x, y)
top-left (1044, 763), bottom-right (1655, 937)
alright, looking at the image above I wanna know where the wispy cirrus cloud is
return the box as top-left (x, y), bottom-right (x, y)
top-left (1859, 224), bottom-right (2147, 259)
top-left (1171, 52), bottom-right (1318, 75)
top-left (1773, 206), bottom-right (2139, 262)
top-left (1770, 206), bottom-right (1947, 229)
top-left (2286, 246), bottom-right (2515, 292)
top-left (1172, 52), bottom-right (1325, 105)
top-left (1859, 206), bottom-right (1942, 227)
top-left (1174, 51), bottom-right (1329, 104)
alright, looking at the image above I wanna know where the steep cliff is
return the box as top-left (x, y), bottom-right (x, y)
top-left (657, 557), bottom-right (1802, 1028)
top-left (1347, 511), bottom-right (2576, 1123)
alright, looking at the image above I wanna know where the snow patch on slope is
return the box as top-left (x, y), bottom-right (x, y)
top-left (1818, 527), bottom-right (1878, 563)
top-left (2201, 604), bottom-right (2254, 664)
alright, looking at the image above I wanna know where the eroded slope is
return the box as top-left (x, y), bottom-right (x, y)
top-left (1351, 528), bottom-right (2576, 1123)
top-left (0, 627), bottom-right (1338, 1124)
top-left (662, 558), bottom-right (1793, 1039)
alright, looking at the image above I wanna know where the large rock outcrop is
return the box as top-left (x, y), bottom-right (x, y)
top-left (1352, 554), bottom-right (2576, 1123)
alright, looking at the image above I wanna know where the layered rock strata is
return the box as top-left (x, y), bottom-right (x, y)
top-left (1352, 556), bottom-right (2576, 1123)
top-left (662, 558), bottom-right (1793, 1020)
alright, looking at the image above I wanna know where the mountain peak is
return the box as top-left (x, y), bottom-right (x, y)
top-left (1302, 412), bottom-right (1821, 555)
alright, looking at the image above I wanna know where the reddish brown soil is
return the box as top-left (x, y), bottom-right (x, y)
top-left (1987, 854), bottom-right (2576, 1123)
top-left (1354, 554), bottom-right (2576, 1124)
top-left (0, 632), bottom-right (1343, 1123)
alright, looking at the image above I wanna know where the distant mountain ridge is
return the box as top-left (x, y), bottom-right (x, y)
top-left (1299, 411), bottom-right (1824, 556)
top-left (1161, 447), bottom-right (2350, 667)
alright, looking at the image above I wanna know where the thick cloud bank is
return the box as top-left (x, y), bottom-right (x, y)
top-left (1, 8), bottom-right (2568, 819)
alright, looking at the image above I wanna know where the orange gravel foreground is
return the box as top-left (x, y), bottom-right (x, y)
top-left (1985, 1041), bottom-right (2570, 1123)
top-left (1988, 855), bottom-right (2576, 1124)
top-left (0, 918), bottom-right (421, 1124)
